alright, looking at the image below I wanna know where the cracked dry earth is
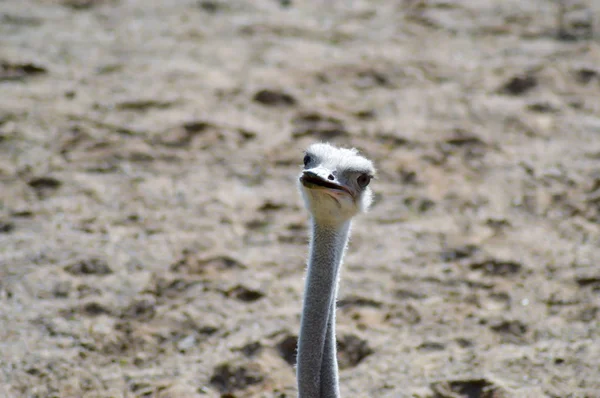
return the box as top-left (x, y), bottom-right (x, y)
top-left (1, 0), bottom-right (600, 397)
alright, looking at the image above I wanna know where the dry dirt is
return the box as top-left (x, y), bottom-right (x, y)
top-left (1, 0), bottom-right (600, 397)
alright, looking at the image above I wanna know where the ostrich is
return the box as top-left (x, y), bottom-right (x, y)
top-left (296, 143), bottom-right (376, 398)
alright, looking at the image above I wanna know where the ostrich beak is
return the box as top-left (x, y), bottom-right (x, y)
top-left (300, 170), bottom-right (354, 198)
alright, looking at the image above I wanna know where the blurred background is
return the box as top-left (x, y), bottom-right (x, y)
top-left (1, 0), bottom-right (599, 397)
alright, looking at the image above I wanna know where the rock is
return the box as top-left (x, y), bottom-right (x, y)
top-left (64, 258), bottom-right (113, 276)
top-left (177, 335), bottom-right (196, 352)
top-left (500, 74), bottom-right (537, 95)
top-left (253, 89), bottom-right (297, 107)
top-left (277, 334), bottom-right (298, 366)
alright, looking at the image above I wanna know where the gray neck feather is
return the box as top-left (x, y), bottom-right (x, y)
top-left (297, 219), bottom-right (351, 398)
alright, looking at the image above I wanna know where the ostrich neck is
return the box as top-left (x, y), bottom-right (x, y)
top-left (297, 219), bottom-right (351, 398)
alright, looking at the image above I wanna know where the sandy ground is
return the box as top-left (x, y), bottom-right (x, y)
top-left (1, 0), bottom-right (600, 397)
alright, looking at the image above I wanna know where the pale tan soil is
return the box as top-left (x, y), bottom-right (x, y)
top-left (1, 0), bottom-right (599, 397)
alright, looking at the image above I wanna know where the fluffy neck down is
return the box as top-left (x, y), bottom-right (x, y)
top-left (297, 219), bottom-right (351, 398)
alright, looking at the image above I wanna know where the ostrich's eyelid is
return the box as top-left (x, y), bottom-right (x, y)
top-left (304, 153), bottom-right (320, 163)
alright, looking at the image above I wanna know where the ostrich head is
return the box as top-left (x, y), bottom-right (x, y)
top-left (298, 142), bottom-right (376, 225)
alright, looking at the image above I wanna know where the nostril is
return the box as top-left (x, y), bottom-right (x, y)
top-left (328, 174), bottom-right (335, 181)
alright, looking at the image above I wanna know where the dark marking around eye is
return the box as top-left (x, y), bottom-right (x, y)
top-left (303, 154), bottom-right (311, 167)
top-left (357, 174), bottom-right (371, 188)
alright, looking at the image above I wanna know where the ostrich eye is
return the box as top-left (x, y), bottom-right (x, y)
top-left (303, 154), bottom-right (311, 167)
top-left (357, 174), bottom-right (371, 188)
